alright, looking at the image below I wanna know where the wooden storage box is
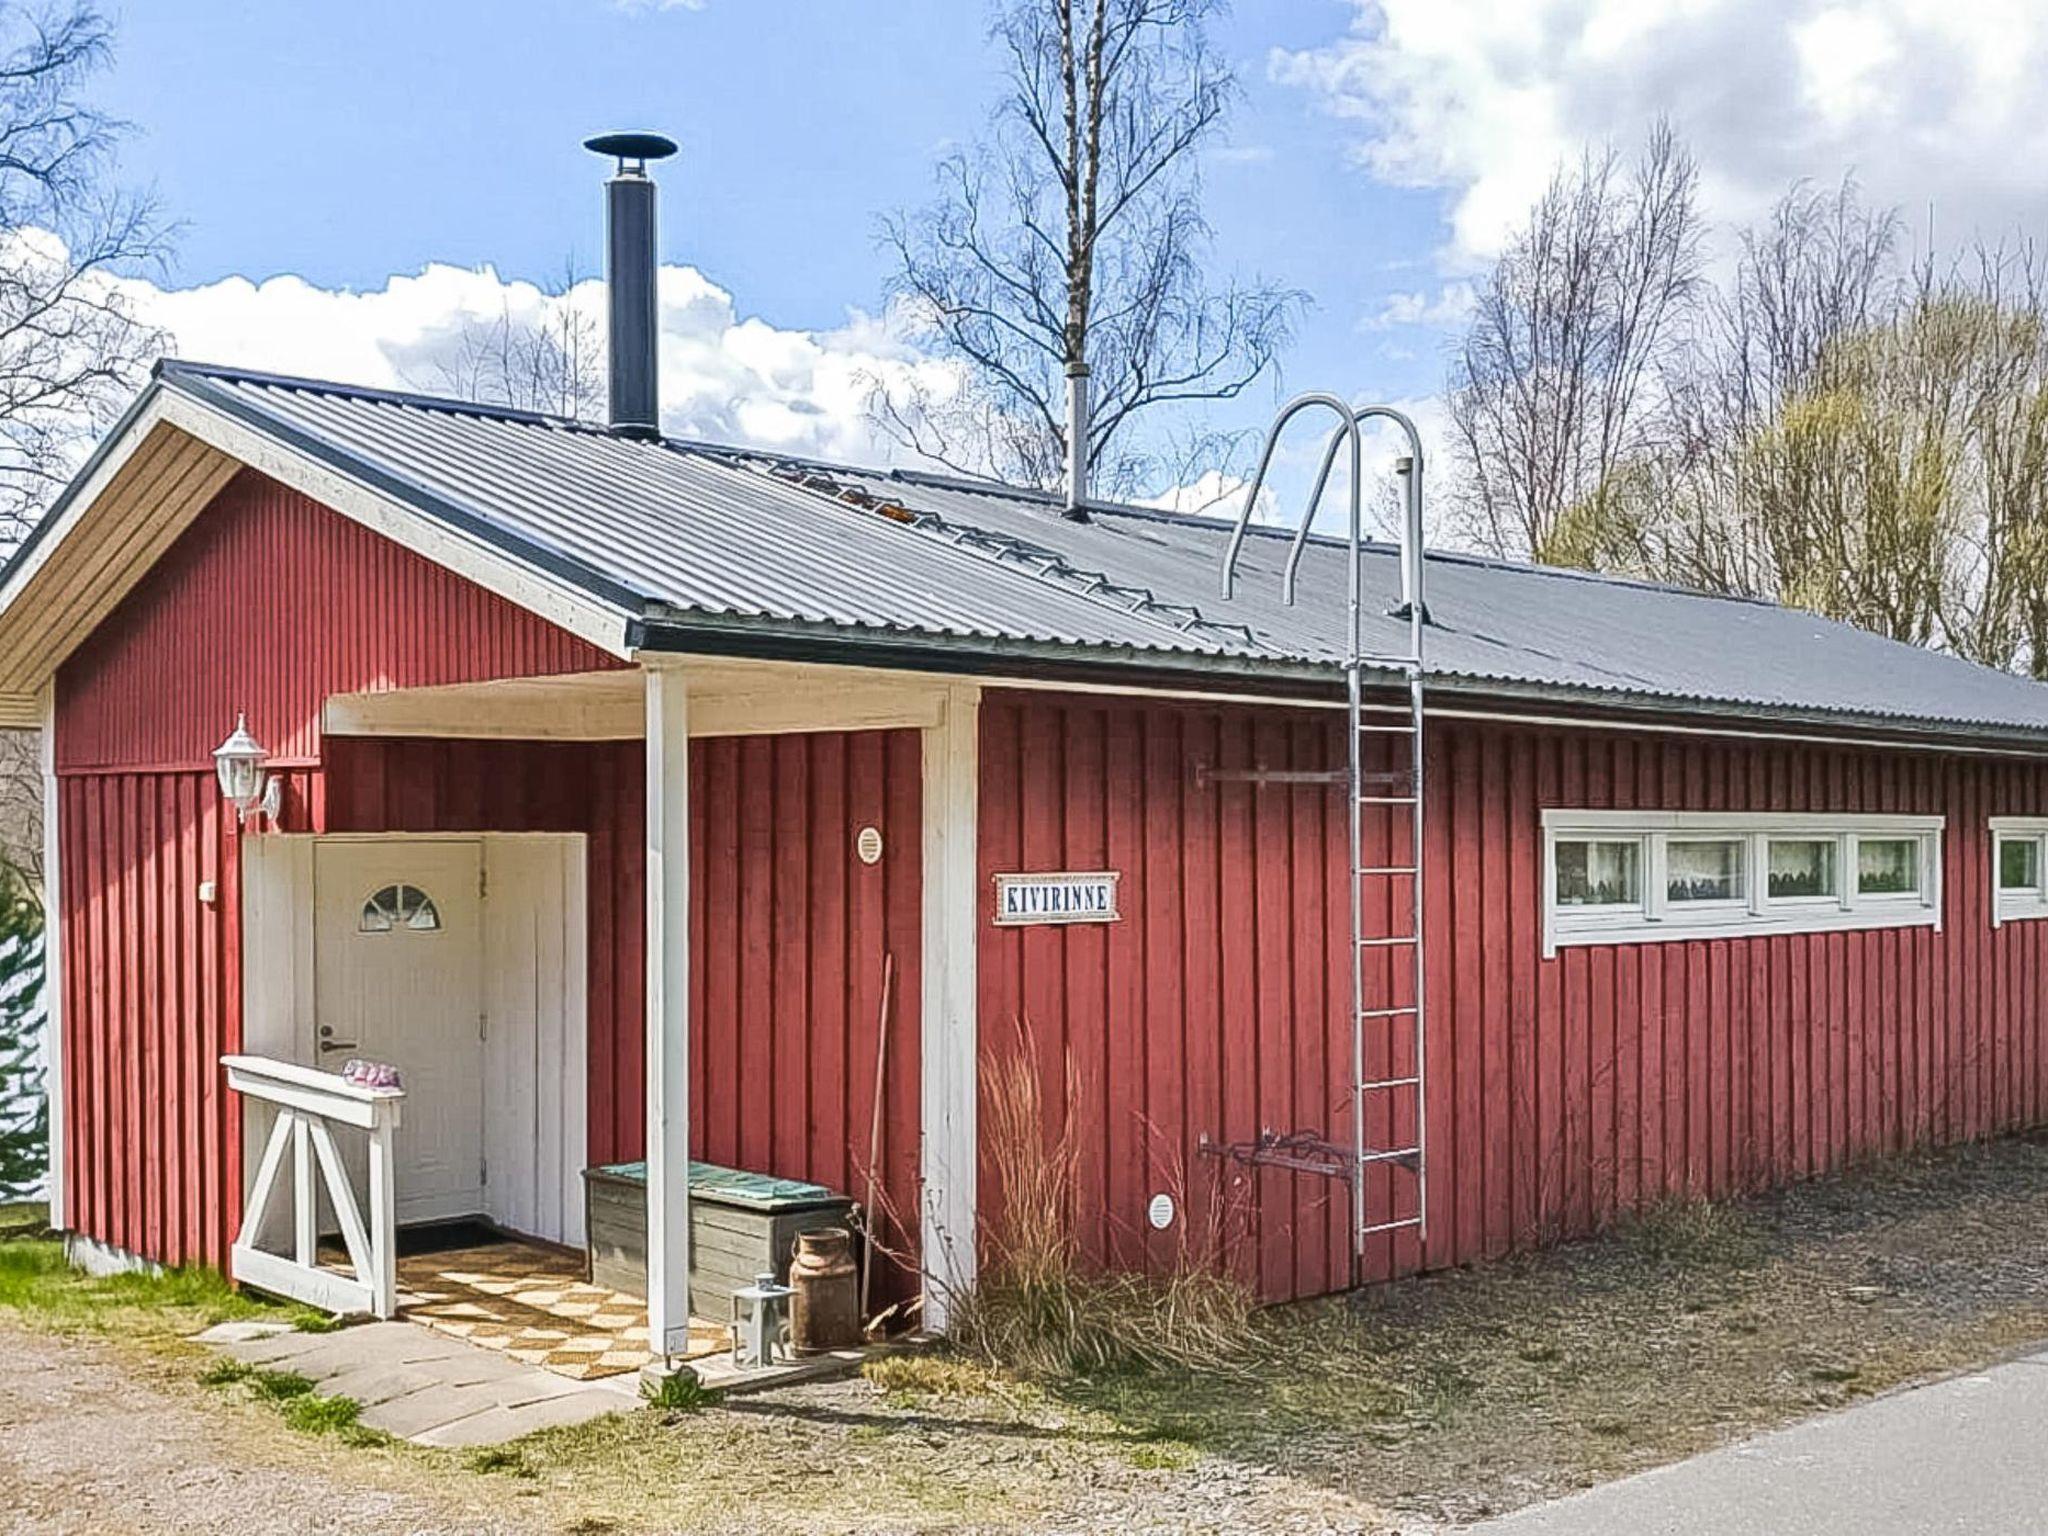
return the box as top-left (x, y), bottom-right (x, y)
top-left (583, 1161), bottom-right (856, 1319)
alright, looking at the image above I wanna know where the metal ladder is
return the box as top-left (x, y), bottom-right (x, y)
top-left (1220, 395), bottom-right (1429, 1278)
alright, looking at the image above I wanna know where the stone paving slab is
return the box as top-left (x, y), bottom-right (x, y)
top-left (411, 1388), bottom-right (638, 1449)
top-left (196, 1318), bottom-right (638, 1446)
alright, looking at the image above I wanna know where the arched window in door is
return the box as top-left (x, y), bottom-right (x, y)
top-left (358, 883), bottom-right (442, 934)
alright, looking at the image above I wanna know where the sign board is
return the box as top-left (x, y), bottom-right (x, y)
top-left (992, 871), bottom-right (1121, 927)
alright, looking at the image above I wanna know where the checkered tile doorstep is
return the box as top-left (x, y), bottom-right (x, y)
top-left (396, 1242), bottom-right (728, 1381)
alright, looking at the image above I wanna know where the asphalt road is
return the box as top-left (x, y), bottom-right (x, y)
top-left (1473, 1347), bottom-right (2048, 1534)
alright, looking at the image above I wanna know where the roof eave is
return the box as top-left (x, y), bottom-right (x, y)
top-left (632, 616), bottom-right (2048, 752)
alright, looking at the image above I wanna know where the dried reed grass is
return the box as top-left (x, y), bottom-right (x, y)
top-left (947, 1027), bottom-right (1260, 1379)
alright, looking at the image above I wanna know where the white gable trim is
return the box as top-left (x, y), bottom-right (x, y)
top-left (154, 390), bottom-right (635, 659)
top-left (0, 384), bottom-right (639, 702)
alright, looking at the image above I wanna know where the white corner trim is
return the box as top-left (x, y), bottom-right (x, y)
top-left (38, 684), bottom-right (63, 1231)
top-left (1989, 817), bottom-right (2048, 929)
top-left (1541, 809), bottom-right (1945, 957)
top-left (920, 682), bottom-right (980, 1330)
top-left (643, 664), bottom-right (692, 1354)
top-left (156, 390), bottom-right (637, 661)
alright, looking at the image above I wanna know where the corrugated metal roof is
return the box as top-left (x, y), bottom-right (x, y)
top-left (151, 361), bottom-right (2048, 741)
top-left (161, 363), bottom-right (1269, 664)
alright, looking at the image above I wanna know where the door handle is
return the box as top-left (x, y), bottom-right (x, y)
top-left (317, 1025), bottom-right (358, 1054)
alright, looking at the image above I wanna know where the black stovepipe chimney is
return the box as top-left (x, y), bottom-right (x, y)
top-left (584, 131), bottom-right (678, 440)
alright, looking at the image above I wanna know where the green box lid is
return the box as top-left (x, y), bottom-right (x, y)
top-left (590, 1160), bottom-right (847, 1213)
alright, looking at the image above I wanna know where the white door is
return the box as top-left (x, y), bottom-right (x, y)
top-left (314, 840), bottom-right (485, 1226)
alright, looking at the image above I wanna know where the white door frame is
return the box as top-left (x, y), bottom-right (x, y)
top-left (241, 831), bottom-right (589, 1247)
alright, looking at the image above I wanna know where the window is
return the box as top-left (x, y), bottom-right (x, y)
top-left (1767, 839), bottom-right (1837, 901)
top-left (1555, 839), bottom-right (1641, 907)
top-left (1543, 811), bottom-right (1942, 955)
top-left (2001, 838), bottom-right (2041, 892)
top-left (1856, 838), bottom-right (1919, 898)
top-left (359, 883), bottom-right (441, 934)
top-left (1990, 818), bottom-right (2048, 926)
top-left (1667, 839), bottom-right (1744, 904)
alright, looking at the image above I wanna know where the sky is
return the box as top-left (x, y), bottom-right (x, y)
top-left (84, 0), bottom-right (2048, 508)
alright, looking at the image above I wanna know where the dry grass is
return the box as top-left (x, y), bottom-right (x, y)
top-left (945, 1036), bottom-right (1260, 1378)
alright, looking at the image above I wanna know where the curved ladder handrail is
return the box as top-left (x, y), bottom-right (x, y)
top-left (1218, 392), bottom-right (1364, 602)
top-left (1281, 406), bottom-right (1428, 620)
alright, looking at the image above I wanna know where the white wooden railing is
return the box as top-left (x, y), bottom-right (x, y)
top-left (221, 1055), bottom-right (404, 1318)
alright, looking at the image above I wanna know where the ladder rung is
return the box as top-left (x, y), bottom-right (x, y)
top-left (1355, 722), bottom-right (1419, 734)
top-left (1352, 654), bottom-right (1422, 668)
top-left (1359, 1146), bottom-right (1421, 1166)
top-left (1358, 935), bottom-right (1419, 948)
top-left (1359, 1075), bottom-right (1421, 1090)
top-left (1355, 865), bottom-right (1418, 876)
top-left (1360, 795), bottom-right (1418, 806)
top-left (1361, 1216), bottom-right (1424, 1236)
top-left (1359, 1006), bottom-right (1417, 1019)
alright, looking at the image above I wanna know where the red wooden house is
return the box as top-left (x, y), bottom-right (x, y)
top-left (7, 138), bottom-right (2048, 1348)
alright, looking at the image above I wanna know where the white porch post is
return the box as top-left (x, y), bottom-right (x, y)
top-left (38, 684), bottom-right (64, 1231)
top-left (919, 682), bottom-right (980, 1329)
top-left (643, 662), bottom-right (692, 1354)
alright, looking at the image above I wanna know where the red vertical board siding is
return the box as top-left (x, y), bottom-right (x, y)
top-left (978, 690), bottom-right (2048, 1304)
top-left (63, 717), bottom-right (922, 1287)
top-left (57, 772), bottom-right (238, 1264)
top-left (54, 470), bottom-right (621, 1267)
top-left (58, 469), bottom-right (623, 771)
top-left (328, 730), bottom-right (925, 1299)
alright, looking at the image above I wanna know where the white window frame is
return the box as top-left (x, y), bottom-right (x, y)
top-left (1542, 810), bottom-right (1944, 957)
top-left (1989, 817), bottom-right (2048, 927)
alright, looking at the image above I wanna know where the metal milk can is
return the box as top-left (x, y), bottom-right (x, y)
top-left (788, 1227), bottom-right (861, 1353)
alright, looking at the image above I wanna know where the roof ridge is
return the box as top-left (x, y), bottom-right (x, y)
top-left (692, 439), bottom-right (1778, 611)
top-left (154, 358), bottom-right (598, 433)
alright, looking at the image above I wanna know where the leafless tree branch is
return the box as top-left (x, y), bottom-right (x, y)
top-left (872, 0), bottom-right (1302, 498)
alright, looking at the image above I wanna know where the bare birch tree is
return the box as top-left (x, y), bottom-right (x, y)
top-left (0, 3), bottom-right (168, 553)
top-left (1469, 148), bottom-right (2048, 675)
top-left (0, 3), bottom-right (173, 887)
top-left (873, 0), bottom-right (1299, 497)
top-left (1448, 123), bottom-right (1703, 562)
top-left (411, 258), bottom-right (604, 420)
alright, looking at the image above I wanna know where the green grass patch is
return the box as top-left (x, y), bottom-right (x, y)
top-left (286, 1305), bottom-right (346, 1334)
top-left (198, 1357), bottom-right (254, 1389)
top-left (247, 1368), bottom-right (315, 1403)
top-left (281, 1390), bottom-right (366, 1436)
top-left (641, 1367), bottom-right (718, 1413)
top-left (198, 1352), bottom-right (389, 1446)
top-left (0, 1239), bottom-right (288, 1339)
top-left (466, 1443), bottom-right (539, 1478)
top-left (1123, 1438), bottom-right (1198, 1471)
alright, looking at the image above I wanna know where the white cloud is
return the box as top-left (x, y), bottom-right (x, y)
top-left (1135, 469), bottom-right (1263, 521)
top-left (113, 258), bottom-right (956, 467)
top-left (1368, 281), bottom-right (1475, 329)
top-left (1275, 0), bottom-right (2048, 262)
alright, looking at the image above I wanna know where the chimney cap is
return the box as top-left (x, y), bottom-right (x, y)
top-left (584, 131), bottom-right (679, 168)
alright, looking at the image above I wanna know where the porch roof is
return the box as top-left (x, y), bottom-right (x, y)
top-left (8, 357), bottom-right (2048, 747)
